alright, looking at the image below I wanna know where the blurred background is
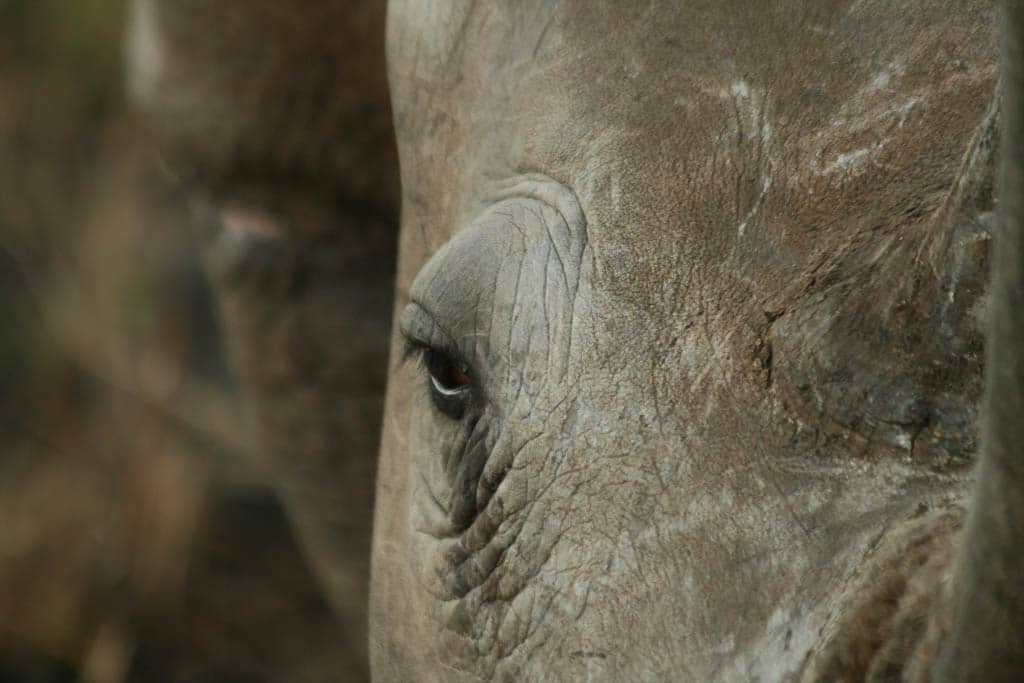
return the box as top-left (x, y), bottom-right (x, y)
top-left (0, 1), bottom-right (357, 680)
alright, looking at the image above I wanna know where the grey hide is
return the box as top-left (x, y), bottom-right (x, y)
top-left (373, 1), bottom-right (1009, 681)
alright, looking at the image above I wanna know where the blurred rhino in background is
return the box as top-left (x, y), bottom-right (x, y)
top-left (128, 0), bottom-right (399, 677)
top-left (0, 0), bottom-right (387, 680)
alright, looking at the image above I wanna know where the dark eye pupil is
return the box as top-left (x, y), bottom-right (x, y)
top-left (424, 349), bottom-right (470, 390)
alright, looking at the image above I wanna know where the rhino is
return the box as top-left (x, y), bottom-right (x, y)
top-left (130, 0), bottom-right (1024, 680)
top-left (127, 0), bottom-right (397, 677)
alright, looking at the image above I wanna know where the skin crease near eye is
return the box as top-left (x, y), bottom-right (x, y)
top-left (397, 174), bottom-right (589, 537)
top-left (385, 173), bottom-right (598, 676)
top-left (399, 173), bottom-right (587, 397)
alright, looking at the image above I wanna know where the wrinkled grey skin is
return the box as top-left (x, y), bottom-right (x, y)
top-left (373, 1), bottom-right (1007, 680)
top-left (129, 0), bottom-right (1024, 680)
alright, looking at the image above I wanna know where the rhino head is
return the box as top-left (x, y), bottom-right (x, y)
top-left (374, 1), bottom-right (1008, 680)
top-left (128, 0), bottom-right (1024, 680)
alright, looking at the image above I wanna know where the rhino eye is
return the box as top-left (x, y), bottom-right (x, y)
top-left (425, 348), bottom-right (470, 393)
top-left (422, 347), bottom-right (471, 419)
top-left (399, 302), bottom-right (475, 419)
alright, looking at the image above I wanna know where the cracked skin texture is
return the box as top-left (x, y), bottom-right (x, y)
top-left (373, 1), bottom-right (999, 680)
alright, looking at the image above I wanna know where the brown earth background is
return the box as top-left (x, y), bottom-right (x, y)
top-left (0, 2), bottom-right (361, 680)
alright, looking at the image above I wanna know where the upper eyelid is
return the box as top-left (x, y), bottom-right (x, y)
top-left (401, 301), bottom-right (454, 347)
top-left (399, 301), bottom-right (469, 365)
top-left (399, 301), bottom-right (483, 388)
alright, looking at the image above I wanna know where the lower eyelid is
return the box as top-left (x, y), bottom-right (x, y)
top-left (431, 375), bottom-right (469, 398)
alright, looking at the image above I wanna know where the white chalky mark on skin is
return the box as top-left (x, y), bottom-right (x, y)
top-left (864, 60), bottom-right (906, 94)
top-left (730, 80), bottom-right (750, 98)
top-left (738, 174), bottom-right (773, 238)
top-left (714, 78), bottom-right (776, 236)
top-left (827, 146), bottom-right (875, 173)
top-left (717, 80), bottom-right (752, 100)
top-left (867, 70), bottom-right (891, 92)
top-left (889, 97), bottom-right (922, 127)
top-left (815, 93), bottom-right (921, 176)
top-left (821, 141), bottom-right (890, 175)
top-left (720, 607), bottom-right (807, 681)
top-left (816, 60), bottom-right (917, 176)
